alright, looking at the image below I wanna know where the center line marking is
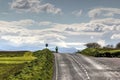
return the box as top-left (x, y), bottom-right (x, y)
top-left (71, 55), bottom-right (90, 80)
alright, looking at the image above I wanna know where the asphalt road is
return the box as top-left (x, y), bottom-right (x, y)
top-left (53, 53), bottom-right (120, 80)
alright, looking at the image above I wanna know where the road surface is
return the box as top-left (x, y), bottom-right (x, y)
top-left (53, 53), bottom-right (120, 80)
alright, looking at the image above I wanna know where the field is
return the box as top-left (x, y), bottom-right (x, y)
top-left (0, 49), bottom-right (54, 80)
top-left (0, 51), bottom-right (36, 64)
top-left (7, 49), bottom-right (54, 80)
top-left (80, 48), bottom-right (120, 57)
top-left (0, 51), bottom-right (36, 80)
top-left (0, 51), bottom-right (27, 57)
top-left (0, 64), bottom-right (25, 79)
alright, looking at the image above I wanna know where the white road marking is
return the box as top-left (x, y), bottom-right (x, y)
top-left (67, 56), bottom-right (84, 80)
top-left (77, 54), bottom-right (117, 79)
top-left (54, 53), bottom-right (120, 80)
top-left (54, 53), bottom-right (58, 80)
top-left (70, 55), bottom-right (90, 80)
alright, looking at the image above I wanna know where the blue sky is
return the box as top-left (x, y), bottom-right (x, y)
top-left (0, 0), bottom-right (120, 52)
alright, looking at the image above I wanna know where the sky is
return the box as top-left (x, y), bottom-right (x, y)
top-left (0, 0), bottom-right (120, 52)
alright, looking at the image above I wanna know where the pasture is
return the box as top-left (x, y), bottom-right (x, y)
top-left (0, 51), bottom-right (36, 80)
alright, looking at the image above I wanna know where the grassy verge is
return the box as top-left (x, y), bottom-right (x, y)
top-left (80, 48), bottom-right (120, 57)
top-left (0, 51), bottom-right (35, 80)
top-left (0, 64), bottom-right (25, 80)
top-left (7, 49), bottom-right (54, 80)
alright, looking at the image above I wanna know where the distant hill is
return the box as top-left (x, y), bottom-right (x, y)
top-left (0, 46), bottom-right (78, 53)
top-left (50, 47), bottom-right (78, 53)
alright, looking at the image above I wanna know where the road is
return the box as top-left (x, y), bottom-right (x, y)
top-left (53, 53), bottom-right (120, 80)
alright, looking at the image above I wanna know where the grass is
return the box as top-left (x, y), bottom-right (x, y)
top-left (0, 52), bottom-right (36, 64)
top-left (0, 56), bottom-right (36, 64)
top-left (0, 56), bottom-right (36, 61)
top-left (0, 49), bottom-right (54, 80)
top-left (0, 51), bottom-right (29, 57)
top-left (80, 48), bottom-right (120, 57)
top-left (99, 49), bottom-right (120, 53)
top-left (0, 51), bottom-right (36, 80)
top-left (0, 64), bottom-right (15, 76)
top-left (7, 49), bottom-right (54, 80)
top-left (0, 64), bottom-right (25, 80)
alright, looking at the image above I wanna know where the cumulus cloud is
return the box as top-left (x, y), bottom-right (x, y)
top-left (111, 34), bottom-right (120, 40)
top-left (52, 40), bottom-right (85, 48)
top-left (10, 0), bottom-right (62, 14)
top-left (1, 36), bottom-right (44, 45)
top-left (72, 10), bottom-right (82, 16)
top-left (97, 40), bottom-right (106, 47)
top-left (12, 19), bottom-right (35, 27)
top-left (88, 18), bottom-right (120, 32)
top-left (66, 42), bottom-right (85, 46)
top-left (0, 20), bottom-right (33, 36)
top-left (0, 17), bottom-right (120, 48)
top-left (0, 19), bottom-right (66, 46)
top-left (88, 8), bottom-right (120, 19)
top-left (0, 19), bottom-right (35, 27)
top-left (52, 18), bottom-right (120, 34)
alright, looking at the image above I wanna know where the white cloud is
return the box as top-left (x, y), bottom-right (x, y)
top-left (10, 0), bottom-right (62, 14)
top-left (0, 19), bottom-right (35, 27)
top-left (52, 18), bottom-right (120, 34)
top-left (72, 10), bottom-right (82, 16)
top-left (0, 19), bottom-right (36, 37)
top-left (0, 20), bottom-right (66, 46)
top-left (52, 40), bottom-right (85, 48)
top-left (90, 36), bottom-right (94, 39)
top-left (1, 36), bottom-right (44, 45)
top-left (12, 19), bottom-right (35, 27)
top-left (111, 34), bottom-right (120, 40)
top-left (0, 17), bottom-right (120, 48)
top-left (53, 41), bottom-right (68, 48)
top-left (88, 18), bottom-right (120, 32)
top-left (66, 42), bottom-right (85, 46)
top-left (97, 40), bottom-right (106, 47)
top-left (88, 8), bottom-right (120, 19)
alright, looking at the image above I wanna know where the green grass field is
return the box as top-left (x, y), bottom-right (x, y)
top-left (0, 51), bottom-right (36, 80)
top-left (0, 49), bottom-right (54, 80)
top-left (0, 51), bottom-right (36, 64)
top-left (0, 64), bottom-right (24, 79)
top-left (99, 49), bottom-right (120, 53)
top-left (80, 48), bottom-right (120, 57)
top-left (7, 49), bottom-right (54, 80)
top-left (0, 57), bottom-right (36, 64)
top-left (0, 51), bottom-right (28, 57)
